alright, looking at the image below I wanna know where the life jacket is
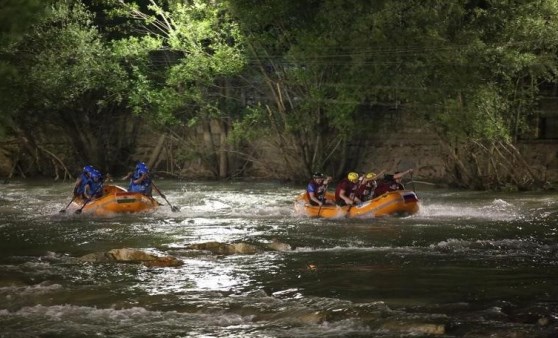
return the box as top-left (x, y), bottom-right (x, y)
top-left (129, 162), bottom-right (151, 193)
top-left (88, 168), bottom-right (103, 197)
top-left (75, 172), bottom-right (89, 195)
top-left (356, 181), bottom-right (377, 201)
top-left (76, 165), bottom-right (103, 198)
top-left (306, 179), bottom-right (327, 203)
top-left (373, 176), bottom-right (403, 198)
top-left (335, 178), bottom-right (357, 204)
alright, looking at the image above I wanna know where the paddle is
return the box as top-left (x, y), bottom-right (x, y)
top-left (409, 180), bottom-right (436, 186)
top-left (410, 170), bottom-right (416, 192)
top-left (59, 195), bottom-right (78, 213)
top-left (316, 183), bottom-right (328, 217)
top-left (62, 174), bottom-right (89, 213)
top-left (151, 181), bottom-right (180, 212)
top-left (75, 197), bottom-right (92, 214)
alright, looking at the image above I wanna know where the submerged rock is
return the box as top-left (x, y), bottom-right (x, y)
top-left (187, 241), bottom-right (260, 255)
top-left (78, 248), bottom-right (183, 267)
top-left (266, 239), bottom-right (292, 252)
top-left (380, 321), bottom-right (445, 335)
top-left (78, 252), bottom-right (113, 263)
top-left (187, 239), bottom-right (292, 255)
top-left (142, 255), bottom-right (184, 268)
top-left (258, 309), bottom-right (326, 325)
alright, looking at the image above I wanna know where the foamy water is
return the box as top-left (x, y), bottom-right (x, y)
top-left (1, 181), bottom-right (558, 337)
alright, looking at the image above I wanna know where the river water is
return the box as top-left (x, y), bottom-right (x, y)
top-left (1, 180), bottom-right (557, 337)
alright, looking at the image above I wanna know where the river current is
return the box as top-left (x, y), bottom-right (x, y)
top-left (0, 180), bottom-right (557, 337)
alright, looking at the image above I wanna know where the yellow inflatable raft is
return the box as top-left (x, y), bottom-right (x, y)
top-left (71, 185), bottom-right (159, 216)
top-left (294, 190), bottom-right (419, 218)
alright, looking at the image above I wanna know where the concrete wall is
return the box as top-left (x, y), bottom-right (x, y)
top-left (518, 141), bottom-right (558, 182)
top-left (359, 131), bottom-right (558, 185)
top-left (359, 129), bottom-right (448, 182)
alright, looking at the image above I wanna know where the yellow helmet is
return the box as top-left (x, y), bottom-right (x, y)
top-left (347, 172), bottom-right (359, 183)
top-left (365, 172), bottom-right (376, 180)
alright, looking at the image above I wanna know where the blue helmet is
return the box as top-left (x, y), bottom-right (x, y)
top-left (83, 165), bottom-right (103, 181)
top-left (135, 162), bottom-right (149, 174)
top-left (83, 165), bottom-right (96, 177)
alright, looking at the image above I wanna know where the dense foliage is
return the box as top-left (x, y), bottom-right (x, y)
top-left (0, 0), bottom-right (49, 137)
top-left (1, 0), bottom-right (558, 188)
top-left (0, 1), bottom-right (141, 177)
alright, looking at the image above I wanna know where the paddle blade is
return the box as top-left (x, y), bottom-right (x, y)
top-left (74, 209), bottom-right (83, 214)
top-left (59, 209), bottom-right (66, 213)
top-left (171, 206), bottom-right (180, 212)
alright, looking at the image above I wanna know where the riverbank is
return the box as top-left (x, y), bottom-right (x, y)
top-left (2, 119), bottom-right (558, 189)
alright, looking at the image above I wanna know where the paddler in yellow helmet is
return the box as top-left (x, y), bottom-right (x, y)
top-left (355, 170), bottom-right (385, 202)
top-left (335, 171), bottom-right (361, 206)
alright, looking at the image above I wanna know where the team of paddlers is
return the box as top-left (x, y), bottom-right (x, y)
top-left (306, 169), bottom-right (414, 207)
top-left (73, 161), bottom-right (152, 201)
top-left (71, 162), bottom-right (413, 212)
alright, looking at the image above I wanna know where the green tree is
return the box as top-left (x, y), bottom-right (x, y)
top-left (230, 0), bottom-right (558, 187)
top-left (105, 0), bottom-right (247, 178)
top-left (229, 0), bottom-right (386, 180)
top-left (1, 0), bottom-right (137, 177)
top-left (3, 0), bottom-right (556, 187)
top-left (371, 0), bottom-right (558, 188)
top-left (0, 0), bottom-right (49, 137)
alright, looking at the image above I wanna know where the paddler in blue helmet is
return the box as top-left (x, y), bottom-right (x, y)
top-left (306, 172), bottom-right (333, 206)
top-left (124, 161), bottom-right (152, 196)
top-left (73, 165), bottom-right (104, 199)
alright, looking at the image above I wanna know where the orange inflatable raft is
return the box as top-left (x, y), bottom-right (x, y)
top-left (294, 190), bottom-right (419, 218)
top-left (71, 185), bottom-right (159, 216)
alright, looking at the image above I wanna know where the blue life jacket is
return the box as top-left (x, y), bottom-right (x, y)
top-left (88, 169), bottom-right (103, 197)
top-left (75, 172), bottom-right (89, 195)
top-left (77, 165), bottom-right (103, 198)
top-left (128, 162), bottom-right (151, 193)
